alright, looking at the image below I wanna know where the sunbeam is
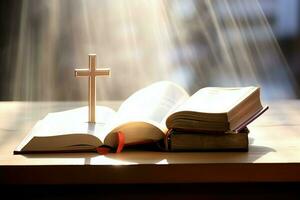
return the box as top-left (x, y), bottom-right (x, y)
top-left (5, 0), bottom-right (298, 101)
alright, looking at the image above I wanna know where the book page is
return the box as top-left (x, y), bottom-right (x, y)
top-left (174, 87), bottom-right (258, 113)
top-left (16, 106), bottom-right (118, 152)
top-left (35, 106), bottom-right (117, 137)
top-left (98, 81), bottom-right (190, 147)
top-left (116, 81), bottom-right (189, 126)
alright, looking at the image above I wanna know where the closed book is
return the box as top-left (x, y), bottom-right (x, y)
top-left (166, 128), bottom-right (249, 152)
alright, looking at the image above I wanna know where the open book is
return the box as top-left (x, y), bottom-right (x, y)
top-left (14, 81), bottom-right (267, 154)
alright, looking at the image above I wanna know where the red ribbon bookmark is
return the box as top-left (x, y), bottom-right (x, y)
top-left (116, 131), bottom-right (125, 153)
top-left (96, 131), bottom-right (125, 155)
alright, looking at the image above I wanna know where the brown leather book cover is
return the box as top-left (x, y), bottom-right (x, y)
top-left (166, 128), bottom-right (249, 152)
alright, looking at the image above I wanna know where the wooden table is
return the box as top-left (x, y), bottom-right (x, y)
top-left (1, 101), bottom-right (300, 185)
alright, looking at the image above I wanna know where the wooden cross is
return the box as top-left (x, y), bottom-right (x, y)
top-left (74, 54), bottom-right (110, 123)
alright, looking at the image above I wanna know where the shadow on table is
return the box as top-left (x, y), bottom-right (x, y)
top-left (104, 137), bottom-right (275, 164)
top-left (21, 136), bottom-right (275, 165)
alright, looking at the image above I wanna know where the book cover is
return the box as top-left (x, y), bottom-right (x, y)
top-left (166, 128), bottom-right (249, 152)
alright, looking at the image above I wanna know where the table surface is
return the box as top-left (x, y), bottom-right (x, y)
top-left (1, 100), bottom-right (300, 184)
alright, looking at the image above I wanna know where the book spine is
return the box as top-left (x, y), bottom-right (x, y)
top-left (166, 129), bottom-right (249, 152)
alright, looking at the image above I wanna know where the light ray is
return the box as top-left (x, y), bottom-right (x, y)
top-left (7, 0), bottom-right (298, 102)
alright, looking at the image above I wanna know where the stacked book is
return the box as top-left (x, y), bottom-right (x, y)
top-left (165, 87), bottom-right (268, 152)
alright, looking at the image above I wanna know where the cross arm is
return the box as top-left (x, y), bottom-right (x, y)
top-left (74, 68), bottom-right (110, 77)
top-left (74, 69), bottom-right (89, 77)
top-left (95, 68), bottom-right (110, 76)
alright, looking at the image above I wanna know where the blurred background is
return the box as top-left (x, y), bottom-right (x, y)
top-left (0, 0), bottom-right (299, 101)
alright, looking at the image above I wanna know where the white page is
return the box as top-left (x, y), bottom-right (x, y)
top-left (175, 87), bottom-right (257, 113)
top-left (34, 106), bottom-right (117, 140)
top-left (116, 81), bottom-right (189, 125)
